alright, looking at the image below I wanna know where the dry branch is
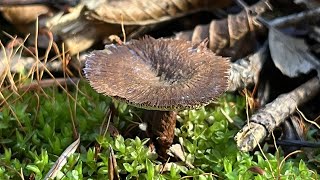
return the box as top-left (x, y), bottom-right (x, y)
top-left (262, 7), bottom-right (320, 28)
top-left (227, 42), bottom-right (268, 91)
top-left (235, 77), bottom-right (320, 152)
top-left (18, 77), bottom-right (80, 91)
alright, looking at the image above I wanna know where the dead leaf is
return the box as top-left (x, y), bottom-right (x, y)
top-left (268, 28), bottom-right (320, 78)
top-left (175, 0), bottom-right (270, 59)
top-left (0, 5), bottom-right (52, 25)
top-left (86, 0), bottom-right (232, 25)
top-left (169, 144), bottom-right (194, 168)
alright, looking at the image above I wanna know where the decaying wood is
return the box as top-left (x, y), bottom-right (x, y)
top-left (86, 0), bottom-right (232, 25)
top-left (235, 77), bottom-right (320, 152)
top-left (175, 0), bottom-right (271, 59)
top-left (227, 41), bottom-right (268, 91)
top-left (144, 110), bottom-right (177, 158)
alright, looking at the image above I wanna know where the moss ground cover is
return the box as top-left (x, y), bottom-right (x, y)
top-left (0, 81), bottom-right (318, 179)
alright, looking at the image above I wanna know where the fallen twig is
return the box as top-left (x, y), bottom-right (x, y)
top-left (18, 77), bottom-right (80, 91)
top-left (265, 7), bottom-right (320, 28)
top-left (227, 42), bottom-right (268, 91)
top-left (235, 77), bottom-right (320, 152)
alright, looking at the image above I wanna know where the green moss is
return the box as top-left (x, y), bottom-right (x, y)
top-left (0, 81), bottom-right (318, 179)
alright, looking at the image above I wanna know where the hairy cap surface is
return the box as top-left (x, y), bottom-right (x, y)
top-left (84, 36), bottom-right (230, 110)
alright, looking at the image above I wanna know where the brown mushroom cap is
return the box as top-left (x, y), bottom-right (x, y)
top-left (84, 36), bottom-right (230, 111)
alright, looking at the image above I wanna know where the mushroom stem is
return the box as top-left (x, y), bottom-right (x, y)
top-left (144, 110), bottom-right (177, 158)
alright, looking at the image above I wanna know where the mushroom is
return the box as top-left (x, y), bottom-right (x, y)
top-left (84, 36), bottom-right (230, 158)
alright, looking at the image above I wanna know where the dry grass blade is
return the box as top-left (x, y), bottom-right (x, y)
top-left (44, 136), bottom-right (80, 180)
top-left (108, 146), bottom-right (120, 180)
top-left (278, 150), bottom-right (303, 174)
top-left (0, 38), bottom-right (20, 92)
top-left (1, 29), bottom-right (90, 117)
top-left (180, 173), bottom-right (219, 179)
top-left (296, 107), bottom-right (320, 130)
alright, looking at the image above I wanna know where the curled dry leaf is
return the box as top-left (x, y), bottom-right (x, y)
top-left (175, 0), bottom-right (271, 59)
top-left (269, 28), bottom-right (320, 78)
top-left (86, 0), bottom-right (232, 25)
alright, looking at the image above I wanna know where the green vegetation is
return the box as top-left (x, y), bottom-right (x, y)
top-left (0, 81), bottom-right (318, 179)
